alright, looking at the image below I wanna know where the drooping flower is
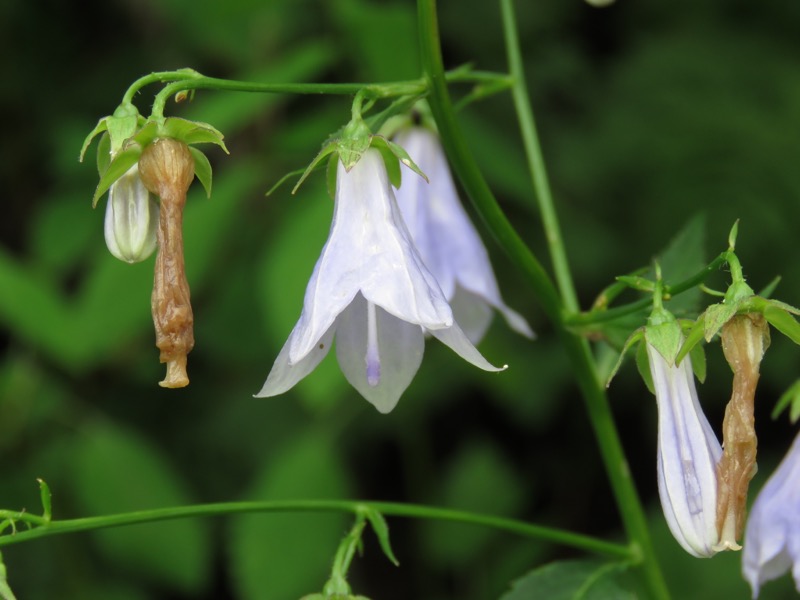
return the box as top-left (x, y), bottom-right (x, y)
top-left (743, 430), bottom-right (800, 598)
top-left (647, 340), bottom-right (723, 557)
top-left (104, 164), bottom-right (158, 263)
top-left (392, 127), bottom-right (533, 344)
top-left (256, 149), bottom-right (505, 413)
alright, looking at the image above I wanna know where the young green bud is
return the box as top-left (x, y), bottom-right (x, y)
top-left (103, 165), bottom-right (158, 263)
top-left (138, 138), bottom-right (196, 388)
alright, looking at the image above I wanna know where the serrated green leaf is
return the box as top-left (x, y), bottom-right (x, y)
top-left (189, 147), bottom-right (213, 198)
top-left (92, 147), bottom-right (141, 207)
top-left (764, 305), bottom-right (800, 345)
top-left (72, 423), bottom-right (210, 595)
top-left (500, 559), bottom-right (634, 600)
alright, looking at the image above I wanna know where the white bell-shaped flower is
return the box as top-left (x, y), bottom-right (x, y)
top-left (256, 149), bottom-right (505, 413)
top-left (393, 127), bottom-right (532, 344)
top-left (648, 341), bottom-right (723, 558)
top-left (104, 164), bottom-right (158, 263)
top-left (743, 431), bottom-right (800, 598)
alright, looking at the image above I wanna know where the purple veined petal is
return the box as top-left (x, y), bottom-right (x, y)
top-left (290, 149), bottom-right (452, 364)
top-left (743, 430), bottom-right (800, 598)
top-left (393, 127), bottom-right (533, 342)
top-left (255, 323), bottom-right (336, 398)
top-left (648, 343), bottom-right (722, 558)
top-left (335, 293), bottom-right (425, 413)
top-left (429, 321), bottom-right (506, 373)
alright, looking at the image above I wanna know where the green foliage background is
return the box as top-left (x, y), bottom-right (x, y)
top-left (1, 0), bottom-right (799, 598)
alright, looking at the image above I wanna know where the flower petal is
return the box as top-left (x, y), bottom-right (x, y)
top-left (289, 149), bottom-right (452, 363)
top-left (743, 430), bottom-right (800, 597)
top-left (429, 322), bottom-right (506, 373)
top-left (255, 323), bottom-right (336, 398)
top-left (648, 343), bottom-right (722, 558)
top-left (335, 293), bottom-right (424, 413)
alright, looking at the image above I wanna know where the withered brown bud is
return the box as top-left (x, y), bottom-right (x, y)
top-left (138, 139), bottom-right (196, 388)
top-left (715, 313), bottom-right (770, 550)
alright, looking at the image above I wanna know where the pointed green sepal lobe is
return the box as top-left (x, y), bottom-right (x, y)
top-left (37, 478), bottom-right (52, 522)
top-left (96, 133), bottom-right (111, 177)
top-left (689, 341), bottom-right (707, 384)
top-left (326, 154), bottom-right (338, 200)
top-left (635, 340), bottom-right (655, 395)
top-left (676, 316), bottom-right (705, 366)
top-left (772, 379), bottom-right (800, 423)
top-left (362, 507), bottom-right (400, 567)
top-left (92, 147), bottom-right (141, 207)
top-left (702, 302), bottom-right (738, 342)
top-left (158, 117), bottom-right (229, 153)
top-left (189, 147), bottom-right (213, 198)
top-left (265, 168), bottom-right (306, 197)
top-left (80, 118), bottom-right (109, 163)
top-left (292, 142), bottom-right (337, 195)
top-left (764, 305), bottom-right (800, 346)
top-left (605, 328), bottom-right (643, 388)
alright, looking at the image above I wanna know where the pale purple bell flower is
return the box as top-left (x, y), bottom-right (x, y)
top-left (256, 149), bottom-right (505, 413)
top-left (392, 127), bottom-right (533, 344)
top-left (648, 341), bottom-right (723, 558)
top-left (743, 431), bottom-right (800, 598)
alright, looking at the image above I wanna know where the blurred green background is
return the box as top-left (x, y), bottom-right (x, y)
top-left (2, 0), bottom-right (800, 598)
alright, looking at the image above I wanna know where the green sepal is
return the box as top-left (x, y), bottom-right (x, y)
top-left (758, 276), bottom-right (782, 299)
top-left (92, 147), bottom-right (141, 207)
top-left (37, 478), bottom-right (52, 523)
top-left (292, 142), bottom-right (338, 195)
top-left (338, 116), bottom-right (372, 171)
top-left (96, 133), bottom-right (111, 177)
top-left (689, 341), bottom-right (707, 384)
top-left (605, 328), bottom-right (643, 388)
top-left (772, 379), bottom-right (800, 423)
top-left (155, 117), bottom-right (229, 153)
top-left (80, 103), bottom-right (141, 162)
top-left (189, 146), bottom-right (213, 198)
top-left (635, 339), bottom-right (655, 395)
top-left (644, 316), bottom-right (682, 366)
top-left (371, 138), bottom-right (402, 189)
top-left (615, 275), bottom-right (655, 293)
top-left (361, 507), bottom-right (400, 567)
top-left (371, 136), bottom-right (428, 185)
top-left (676, 316), bottom-right (705, 366)
top-left (702, 302), bottom-right (738, 342)
top-left (265, 168), bottom-right (306, 197)
top-left (764, 305), bottom-right (800, 346)
top-left (326, 154), bottom-right (338, 201)
top-left (80, 118), bottom-right (109, 163)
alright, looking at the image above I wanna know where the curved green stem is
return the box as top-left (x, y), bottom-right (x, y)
top-left (500, 0), bottom-right (578, 313)
top-left (122, 70), bottom-right (201, 105)
top-left (0, 500), bottom-right (630, 559)
top-left (417, 0), bottom-right (669, 597)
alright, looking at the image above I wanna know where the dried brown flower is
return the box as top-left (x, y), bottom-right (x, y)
top-left (138, 138), bottom-right (196, 388)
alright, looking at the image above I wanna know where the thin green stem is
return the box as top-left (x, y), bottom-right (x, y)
top-left (0, 500), bottom-right (630, 559)
top-left (122, 70), bottom-right (200, 105)
top-left (417, 0), bottom-right (669, 597)
top-left (566, 252), bottom-right (728, 329)
top-left (500, 0), bottom-right (579, 313)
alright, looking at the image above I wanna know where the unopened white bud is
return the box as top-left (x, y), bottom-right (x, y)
top-left (104, 164), bottom-right (158, 263)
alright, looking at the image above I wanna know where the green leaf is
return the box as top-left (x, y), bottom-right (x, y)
top-left (92, 147), bottom-right (141, 207)
top-left (657, 214), bottom-right (706, 316)
top-left (72, 423), bottom-right (211, 595)
top-left (229, 432), bottom-right (351, 600)
top-left (189, 147), bottom-right (213, 198)
top-left (500, 559), bottom-right (634, 600)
